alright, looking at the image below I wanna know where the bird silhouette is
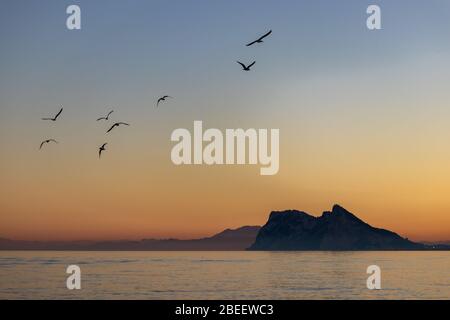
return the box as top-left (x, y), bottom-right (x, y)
top-left (42, 107), bottom-right (63, 121)
top-left (39, 139), bottom-right (58, 150)
top-left (157, 95), bottom-right (172, 107)
top-left (106, 122), bottom-right (129, 133)
top-left (97, 110), bottom-right (114, 121)
top-left (246, 30), bottom-right (272, 46)
top-left (98, 143), bottom-right (107, 158)
top-left (237, 61), bottom-right (256, 71)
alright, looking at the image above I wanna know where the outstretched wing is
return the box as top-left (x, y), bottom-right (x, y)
top-left (48, 139), bottom-right (58, 144)
top-left (106, 124), bottom-right (116, 133)
top-left (54, 107), bottom-right (63, 120)
top-left (107, 110), bottom-right (114, 117)
top-left (118, 122), bottom-right (130, 126)
top-left (157, 98), bottom-right (163, 106)
top-left (246, 30), bottom-right (272, 46)
top-left (248, 61), bottom-right (256, 68)
top-left (39, 141), bottom-right (46, 149)
top-left (97, 117), bottom-right (106, 121)
top-left (258, 30), bottom-right (272, 41)
top-left (236, 61), bottom-right (246, 69)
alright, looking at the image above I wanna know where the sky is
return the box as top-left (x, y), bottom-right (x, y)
top-left (1, 0), bottom-right (450, 241)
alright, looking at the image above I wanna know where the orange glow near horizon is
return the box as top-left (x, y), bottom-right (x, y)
top-left (1, 113), bottom-right (450, 242)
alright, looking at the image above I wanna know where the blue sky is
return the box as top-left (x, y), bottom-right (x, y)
top-left (1, 0), bottom-right (449, 125)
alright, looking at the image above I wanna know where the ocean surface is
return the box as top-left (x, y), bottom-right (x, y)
top-left (0, 251), bottom-right (449, 299)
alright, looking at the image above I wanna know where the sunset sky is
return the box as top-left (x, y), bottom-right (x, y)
top-left (1, 0), bottom-right (450, 242)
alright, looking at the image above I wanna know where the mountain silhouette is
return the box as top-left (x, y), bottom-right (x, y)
top-left (0, 226), bottom-right (260, 251)
top-left (1, 207), bottom-right (448, 251)
top-left (249, 205), bottom-right (427, 250)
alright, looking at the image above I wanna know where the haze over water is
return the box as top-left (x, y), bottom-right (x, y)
top-left (0, 251), bottom-right (449, 299)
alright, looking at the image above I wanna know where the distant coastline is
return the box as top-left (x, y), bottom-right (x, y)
top-left (1, 205), bottom-right (449, 251)
top-left (0, 226), bottom-right (260, 251)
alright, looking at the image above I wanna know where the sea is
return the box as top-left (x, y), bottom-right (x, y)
top-left (0, 251), bottom-right (449, 299)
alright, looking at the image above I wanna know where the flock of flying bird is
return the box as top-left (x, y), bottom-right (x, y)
top-left (237, 29), bottom-right (272, 71)
top-left (39, 30), bottom-right (272, 158)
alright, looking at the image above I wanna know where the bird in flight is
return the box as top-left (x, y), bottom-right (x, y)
top-left (39, 139), bottom-right (58, 150)
top-left (98, 143), bottom-right (107, 158)
top-left (42, 107), bottom-right (63, 121)
top-left (157, 95), bottom-right (172, 107)
top-left (246, 30), bottom-right (272, 46)
top-left (97, 110), bottom-right (114, 121)
top-left (237, 61), bottom-right (256, 71)
top-left (106, 122), bottom-right (130, 133)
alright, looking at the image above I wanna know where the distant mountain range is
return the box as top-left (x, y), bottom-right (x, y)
top-left (0, 226), bottom-right (260, 251)
top-left (249, 205), bottom-right (449, 250)
top-left (1, 205), bottom-right (449, 251)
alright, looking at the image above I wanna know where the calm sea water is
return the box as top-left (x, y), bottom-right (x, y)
top-left (0, 251), bottom-right (449, 299)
